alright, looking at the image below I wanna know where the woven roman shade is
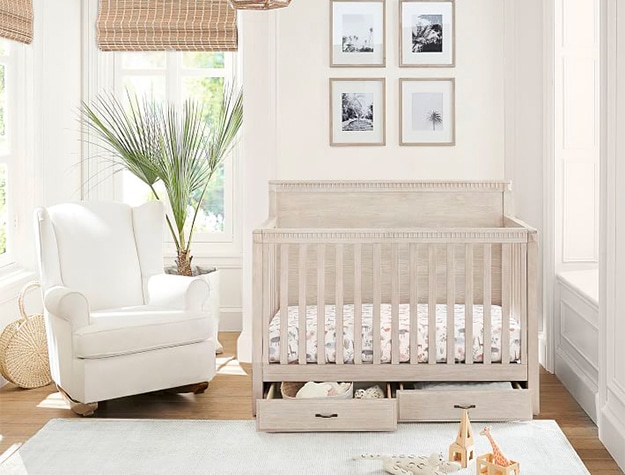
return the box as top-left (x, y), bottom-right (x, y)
top-left (0, 0), bottom-right (33, 45)
top-left (97, 0), bottom-right (238, 52)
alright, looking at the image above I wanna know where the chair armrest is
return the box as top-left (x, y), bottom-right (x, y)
top-left (44, 286), bottom-right (91, 329)
top-left (147, 274), bottom-right (209, 312)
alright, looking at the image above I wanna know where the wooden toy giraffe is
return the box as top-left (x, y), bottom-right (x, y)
top-left (448, 404), bottom-right (475, 468)
top-left (479, 427), bottom-right (512, 467)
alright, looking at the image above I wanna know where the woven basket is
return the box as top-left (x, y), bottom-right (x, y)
top-left (0, 281), bottom-right (51, 389)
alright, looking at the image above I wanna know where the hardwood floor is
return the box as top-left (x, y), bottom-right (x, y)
top-left (0, 332), bottom-right (622, 474)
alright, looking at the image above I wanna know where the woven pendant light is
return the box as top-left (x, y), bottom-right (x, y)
top-left (228, 0), bottom-right (291, 10)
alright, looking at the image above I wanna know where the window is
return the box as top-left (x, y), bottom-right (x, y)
top-left (0, 39), bottom-right (17, 266)
top-left (114, 51), bottom-right (236, 241)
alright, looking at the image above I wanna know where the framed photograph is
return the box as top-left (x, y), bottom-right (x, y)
top-left (330, 78), bottom-right (386, 146)
top-left (400, 78), bottom-right (455, 145)
top-left (330, 0), bottom-right (386, 67)
top-left (399, 0), bottom-right (455, 67)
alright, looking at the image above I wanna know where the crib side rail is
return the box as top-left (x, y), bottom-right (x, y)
top-left (253, 226), bottom-right (537, 377)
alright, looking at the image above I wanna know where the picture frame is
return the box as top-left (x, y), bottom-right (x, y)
top-left (399, 0), bottom-right (455, 67)
top-left (330, 0), bottom-right (386, 67)
top-left (330, 78), bottom-right (386, 146)
top-left (399, 78), bottom-right (455, 146)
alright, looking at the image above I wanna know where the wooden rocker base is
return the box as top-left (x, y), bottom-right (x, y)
top-left (476, 454), bottom-right (520, 475)
top-left (56, 385), bottom-right (99, 417)
top-left (165, 382), bottom-right (209, 395)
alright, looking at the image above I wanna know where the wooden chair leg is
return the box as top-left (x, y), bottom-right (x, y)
top-left (56, 385), bottom-right (98, 417)
top-left (166, 382), bottom-right (209, 394)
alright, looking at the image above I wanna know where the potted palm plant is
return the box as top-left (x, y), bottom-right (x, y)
top-left (81, 86), bottom-right (243, 277)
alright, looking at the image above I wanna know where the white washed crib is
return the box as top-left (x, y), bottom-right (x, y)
top-left (253, 181), bottom-right (539, 432)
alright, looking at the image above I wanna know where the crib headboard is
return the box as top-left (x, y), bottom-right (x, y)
top-left (269, 181), bottom-right (513, 228)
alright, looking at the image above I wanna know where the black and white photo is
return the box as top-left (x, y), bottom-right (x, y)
top-left (400, 0), bottom-right (454, 67)
top-left (411, 14), bottom-right (443, 53)
top-left (411, 92), bottom-right (444, 131)
top-left (331, 78), bottom-right (385, 145)
top-left (331, 0), bottom-right (385, 67)
top-left (342, 15), bottom-right (375, 53)
top-left (342, 93), bottom-right (374, 131)
top-left (400, 78), bottom-right (454, 145)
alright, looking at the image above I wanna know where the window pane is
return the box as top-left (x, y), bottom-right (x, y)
top-left (122, 76), bottom-right (166, 102)
top-left (182, 52), bottom-right (224, 69)
top-left (0, 165), bottom-right (7, 255)
top-left (190, 165), bottom-right (225, 233)
top-left (121, 52), bottom-right (166, 69)
top-left (0, 63), bottom-right (6, 154)
top-left (122, 171), bottom-right (158, 207)
top-left (183, 76), bottom-right (224, 126)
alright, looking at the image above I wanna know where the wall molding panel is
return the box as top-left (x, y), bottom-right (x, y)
top-left (599, 0), bottom-right (625, 470)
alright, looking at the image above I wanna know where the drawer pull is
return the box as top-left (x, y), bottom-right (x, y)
top-left (315, 413), bottom-right (339, 419)
top-left (453, 404), bottom-right (476, 410)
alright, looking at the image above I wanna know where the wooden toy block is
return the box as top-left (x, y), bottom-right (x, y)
top-left (476, 453), bottom-right (520, 475)
top-left (449, 404), bottom-right (475, 468)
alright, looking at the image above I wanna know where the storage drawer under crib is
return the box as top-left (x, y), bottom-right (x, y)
top-left (397, 382), bottom-right (532, 422)
top-left (256, 383), bottom-right (397, 432)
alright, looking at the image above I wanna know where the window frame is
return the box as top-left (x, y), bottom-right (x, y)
top-left (0, 40), bottom-right (28, 270)
top-left (112, 51), bottom-right (238, 245)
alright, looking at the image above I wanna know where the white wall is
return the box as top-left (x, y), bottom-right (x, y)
top-left (238, 0), bottom-right (544, 361)
top-left (275, 0), bottom-right (504, 180)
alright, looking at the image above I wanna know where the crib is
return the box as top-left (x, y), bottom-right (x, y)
top-left (253, 181), bottom-right (539, 432)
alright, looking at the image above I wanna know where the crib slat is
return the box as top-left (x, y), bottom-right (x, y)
top-left (391, 243), bottom-right (400, 365)
top-left (465, 244), bottom-right (474, 365)
top-left (501, 244), bottom-right (511, 366)
top-left (279, 244), bottom-right (289, 365)
top-left (262, 244), bottom-right (272, 365)
top-left (373, 243), bottom-right (382, 365)
top-left (298, 244), bottom-right (307, 365)
top-left (335, 244), bottom-right (344, 365)
top-left (483, 244), bottom-right (492, 365)
top-left (428, 245), bottom-right (437, 365)
top-left (512, 244), bottom-right (520, 323)
top-left (409, 243), bottom-right (419, 365)
top-left (446, 244), bottom-right (455, 365)
top-left (520, 243), bottom-right (528, 365)
top-left (354, 243), bottom-right (363, 365)
top-left (317, 244), bottom-right (326, 366)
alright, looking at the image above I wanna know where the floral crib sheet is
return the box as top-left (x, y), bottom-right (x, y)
top-left (268, 303), bottom-right (522, 364)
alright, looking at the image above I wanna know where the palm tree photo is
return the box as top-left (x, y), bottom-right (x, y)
top-left (426, 110), bottom-right (443, 131)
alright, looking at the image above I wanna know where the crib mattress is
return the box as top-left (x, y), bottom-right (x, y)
top-left (268, 304), bottom-right (521, 364)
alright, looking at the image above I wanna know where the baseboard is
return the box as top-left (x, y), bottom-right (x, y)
top-left (219, 307), bottom-right (242, 332)
top-left (555, 349), bottom-right (598, 423)
top-left (599, 404), bottom-right (625, 471)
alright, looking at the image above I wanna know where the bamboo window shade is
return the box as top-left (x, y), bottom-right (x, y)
top-left (0, 0), bottom-right (33, 45)
top-left (97, 0), bottom-right (238, 52)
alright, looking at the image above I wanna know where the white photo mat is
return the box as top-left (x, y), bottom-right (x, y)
top-left (400, 78), bottom-right (455, 145)
top-left (331, 0), bottom-right (386, 67)
top-left (330, 78), bottom-right (386, 146)
top-left (400, 0), bottom-right (455, 67)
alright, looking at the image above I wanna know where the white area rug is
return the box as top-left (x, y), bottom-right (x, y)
top-left (0, 419), bottom-right (589, 475)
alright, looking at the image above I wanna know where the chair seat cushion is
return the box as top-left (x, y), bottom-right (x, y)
top-left (73, 306), bottom-right (213, 359)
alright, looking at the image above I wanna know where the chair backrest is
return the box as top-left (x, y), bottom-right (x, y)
top-left (34, 201), bottom-right (165, 311)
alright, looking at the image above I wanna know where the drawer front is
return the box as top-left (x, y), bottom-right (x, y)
top-left (398, 389), bottom-right (532, 422)
top-left (257, 399), bottom-right (397, 432)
